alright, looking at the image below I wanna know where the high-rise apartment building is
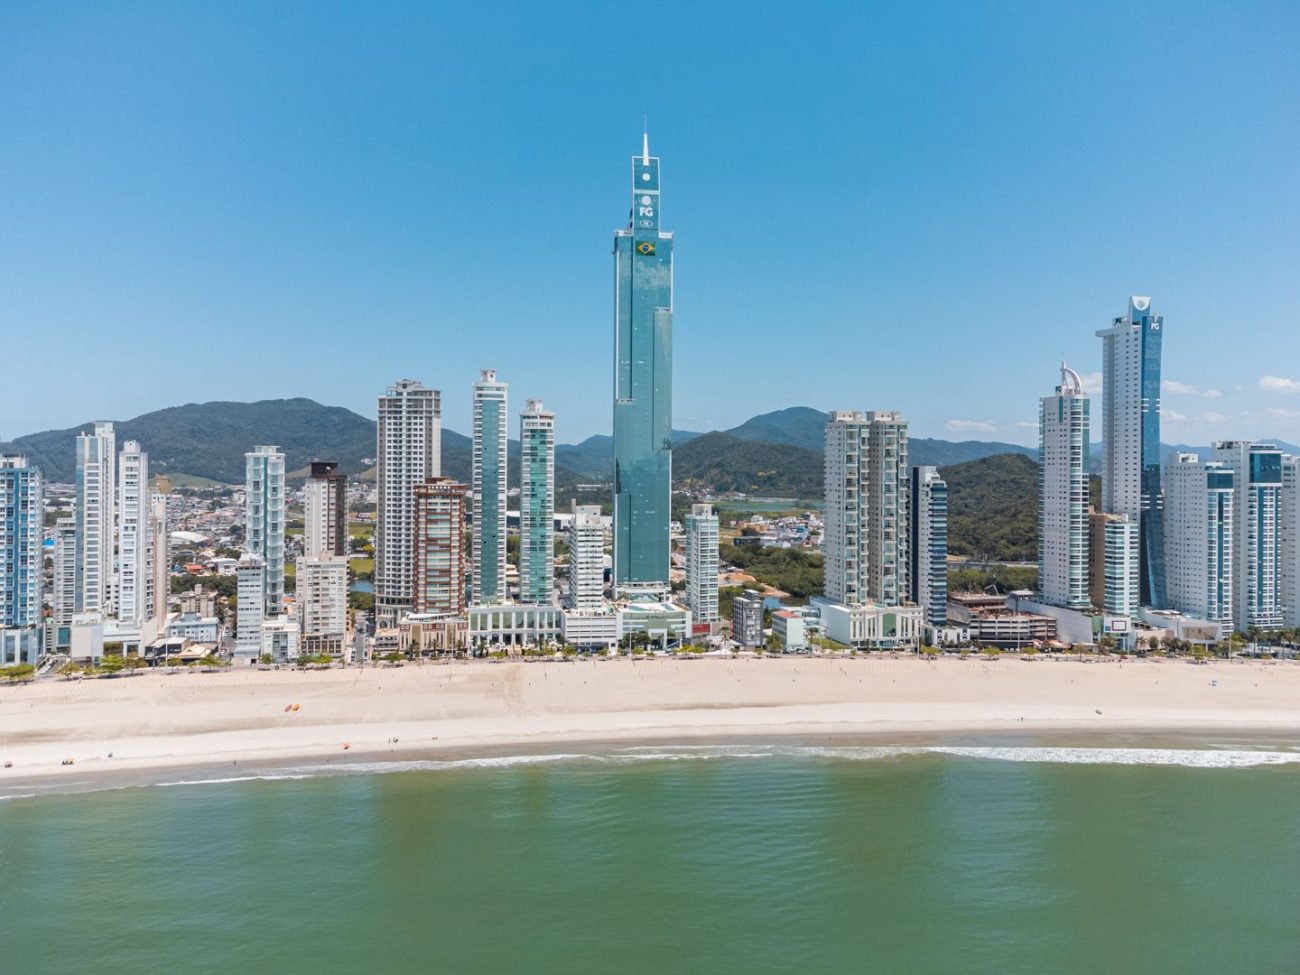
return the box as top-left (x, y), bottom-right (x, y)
top-left (1282, 458), bottom-right (1300, 629)
top-left (909, 467), bottom-right (948, 625)
top-left (0, 456), bottom-right (44, 664)
top-left (824, 411), bottom-right (868, 605)
top-left (413, 478), bottom-right (467, 616)
top-left (1038, 364), bottom-right (1091, 610)
top-left (612, 133), bottom-right (673, 592)
top-left (685, 503), bottom-right (720, 624)
top-left (732, 590), bottom-right (764, 649)
top-left (75, 421), bottom-right (116, 614)
top-left (116, 440), bottom-right (150, 626)
top-left (149, 492), bottom-right (168, 628)
top-left (376, 379), bottom-right (441, 626)
top-left (234, 556), bottom-right (265, 660)
top-left (472, 370), bottom-right (508, 605)
top-left (297, 555), bottom-right (349, 655)
top-left (303, 461), bottom-right (347, 559)
top-left (865, 412), bottom-right (909, 606)
top-left (53, 516), bottom-right (77, 628)
top-left (1164, 454), bottom-right (1233, 631)
top-left (1096, 296), bottom-right (1165, 607)
top-left (567, 504), bottom-right (606, 611)
top-left (823, 410), bottom-right (910, 607)
top-left (1102, 516), bottom-right (1140, 617)
top-left (1213, 442), bottom-right (1284, 632)
top-left (519, 400), bottom-right (555, 605)
top-left (245, 445), bottom-right (286, 617)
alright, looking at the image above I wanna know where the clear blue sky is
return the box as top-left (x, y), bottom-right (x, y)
top-left (3, 2), bottom-right (1298, 447)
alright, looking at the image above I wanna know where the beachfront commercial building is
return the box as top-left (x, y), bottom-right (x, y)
top-left (561, 609), bottom-right (622, 651)
top-left (612, 133), bottom-right (673, 593)
top-left (245, 445), bottom-right (286, 618)
top-left (684, 503), bottom-right (720, 625)
top-left (412, 478), bottom-right (467, 616)
top-left (375, 379), bottom-right (441, 626)
top-left (472, 370), bottom-right (508, 605)
top-left (1213, 442), bottom-right (1284, 632)
top-left (817, 599), bottom-right (924, 650)
top-left (1164, 454), bottom-right (1234, 633)
top-left (1096, 296), bottom-right (1166, 607)
top-left (116, 440), bottom-right (151, 627)
top-left (75, 421), bottom-right (116, 615)
top-left (771, 608), bottom-right (809, 651)
top-left (619, 598), bottom-right (692, 649)
top-left (519, 400), bottom-right (555, 605)
top-left (0, 456), bottom-right (44, 664)
top-left (468, 604), bottom-right (562, 648)
top-left (567, 504), bottom-right (606, 611)
top-left (1038, 364), bottom-right (1091, 610)
top-left (303, 461), bottom-right (347, 559)
top-left (909, 466), bottom-right (948, 625)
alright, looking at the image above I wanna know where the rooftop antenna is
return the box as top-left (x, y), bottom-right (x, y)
top-left (642, 116), bottom-right (650, 164)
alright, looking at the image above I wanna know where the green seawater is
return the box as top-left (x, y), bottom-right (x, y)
top-left (2, 744), bottom-right (1299, 974)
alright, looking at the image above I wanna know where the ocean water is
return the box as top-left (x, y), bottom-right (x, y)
top-left (3, 742), bottom-right (1299, 974)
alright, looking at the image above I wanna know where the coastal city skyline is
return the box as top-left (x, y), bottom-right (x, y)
top-left (3, 5), bottom-right (1299, 445)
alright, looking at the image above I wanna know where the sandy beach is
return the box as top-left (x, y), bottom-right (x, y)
top-left (2, 655), bottom-right (1299, 789)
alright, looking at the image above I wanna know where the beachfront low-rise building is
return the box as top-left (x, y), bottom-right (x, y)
top-left (468, 604), bottom-right (562, 648)
top-left (731, 590), bottom-right (764, 649)
top-left (620, 598), bottom-right (692, 650)
top-left (398, 612), bottom-right (469, 655)
top-left (166, 612), bottom-right (220, 644)
top-left (816, 599), bottom-right (923, 650)
top-left (561, 609), bottom-right (622, 651)
top-left (771, 609), bottom-right (809, 651)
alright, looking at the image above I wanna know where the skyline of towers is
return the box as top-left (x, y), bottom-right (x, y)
top-left (612, 133), bottom-right (673, 592)
top-left (0, 456), bottom-right (44, 664)
top-left (472, 370), bottom-right (508, 605)
top-left (909, 466), bottom-right (948, 626)
top-left (74, 420), bottom-right (115, 615)
top-left (375, 378), bottom-right (441, 626)
top-left (303, 461), bottom-right (347, 559)
top-left (519, 399), bottom-right (555, 606)
top-left (684, 503), bottom-right (720, 624)
top-left (1164, 453), bottom-right (1234, 631)
top-left (1096, 296), bottom-right (1166, 608)
top-left (413, 477), bottom-right (467, 616)
top-left (1038, 364), bottom-right (1091, 610)
top-left (244, 445), bottom-right (286, 618)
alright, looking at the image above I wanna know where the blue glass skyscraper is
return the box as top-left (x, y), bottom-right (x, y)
top-left (1097, 297), bottom-right (1165, 608)
top-left (613, 134), bottom-right (673, 590)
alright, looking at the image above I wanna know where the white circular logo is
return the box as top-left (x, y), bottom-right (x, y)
top-left (641, 172), bottom-right (651, 181)
top-left (641, 195), bottom-right (652, 205)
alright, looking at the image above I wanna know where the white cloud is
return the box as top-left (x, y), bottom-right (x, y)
top-left (1264, 407), bottom-right (1300, 419)
top-left (1203, 388), bottom-right (1224, 399)
top-left (945, 419), bottom-right (998, 434)
top-left (1201, 412), bottom-right (1227, 424)
top-left (1260, 375), bottom-right (1300, 394)
top-left (1077, 371), bottom-right (1103, 395)
top-left (1162, 379), bottom-right (1197, 395)
top-left (1163, 409), bottom-right (1187, 422)
top-left (1013, 421), bottom-right (1038, 430)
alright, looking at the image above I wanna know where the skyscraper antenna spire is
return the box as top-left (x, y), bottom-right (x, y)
top-left (642, 118), bottom-right (649, 164)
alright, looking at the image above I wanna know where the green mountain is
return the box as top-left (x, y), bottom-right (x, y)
top-left (939, 453), bottom-right (1039, 563)
top-left (672, 432), bottom-right (823, 497)
top-left (0, 399), bottom-right (376, 485)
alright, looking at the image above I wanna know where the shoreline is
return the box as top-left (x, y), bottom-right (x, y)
top-left (3, 656), bottom-right (1299, 797)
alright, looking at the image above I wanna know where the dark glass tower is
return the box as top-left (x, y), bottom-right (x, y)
top-left (612, 134), bottom-right (673, 590)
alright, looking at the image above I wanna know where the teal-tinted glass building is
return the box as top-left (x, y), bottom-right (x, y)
top-left (473, 370), bottom-right (509, 605)
top-left (613, 135), bottom-right (673, 589)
